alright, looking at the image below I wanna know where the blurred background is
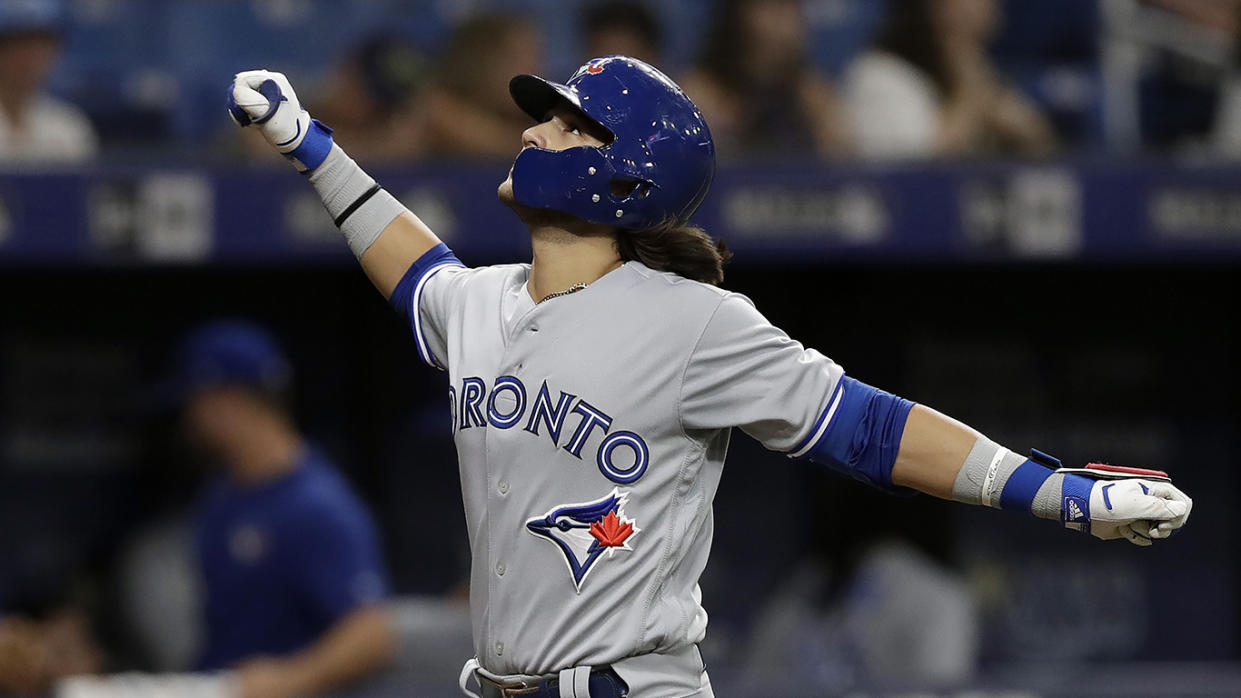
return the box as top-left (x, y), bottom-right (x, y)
top-left (0, 0), bottom-right (1238, 696)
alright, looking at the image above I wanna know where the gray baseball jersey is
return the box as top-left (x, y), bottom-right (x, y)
top-left (406, 256), bottom-right (845, 696)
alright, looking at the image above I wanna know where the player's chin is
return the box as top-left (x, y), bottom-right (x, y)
top-left (497, 176), bottom-right (516, 207)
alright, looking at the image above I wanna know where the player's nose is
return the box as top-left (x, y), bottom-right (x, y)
top-left (521, 124), bottom-right (546, 150)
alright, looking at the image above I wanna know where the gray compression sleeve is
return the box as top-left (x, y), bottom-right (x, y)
top-left (308, 144), bottom-right (406, 258)
top-left (952, 435), bottom-right (1063, 520)
top-left (1030, 473), bottom-right (1066, 521)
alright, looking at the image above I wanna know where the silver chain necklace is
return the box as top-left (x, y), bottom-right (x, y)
top-left (537, 282), bottom-right (588, 304)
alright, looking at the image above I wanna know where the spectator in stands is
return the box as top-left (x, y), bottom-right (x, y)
top-left (844, 0), bottom-right (1057, 160)
top-left (679, 0), bottom-right (849, 160)
top-left (423, 12), bottom-right (545, 160)
top-left (313, 34), bottom-right (431, 164)
top-left (0, 0), bottom-right (97, 165)
top-left (167, 322), bottom-right (395, 698)
top-left (582, 1), bottom-right (662, 66)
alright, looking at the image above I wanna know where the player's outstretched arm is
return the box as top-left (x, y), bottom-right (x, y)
top-left (680, 296), bottom-right (1190, 547)
top-left (888, 404), bottom-right (1192, 546)
top-left (227, 70), bottom-right (441, 297)
top-left (888, 405), bottom-right (981, 498)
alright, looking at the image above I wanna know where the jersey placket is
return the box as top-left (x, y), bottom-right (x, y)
top-left (481, 293), bottom-right (548, 669)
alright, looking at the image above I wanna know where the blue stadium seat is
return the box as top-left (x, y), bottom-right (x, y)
top-left (165, 0), bottom-right (350, 139)
top-left (49, 0), bottom-right (173, 146)
top-left (992, 0), bottom-right (1103, 147)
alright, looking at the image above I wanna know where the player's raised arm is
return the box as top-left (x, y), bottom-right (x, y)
top-left (227, 69), bottom-right (442, 297)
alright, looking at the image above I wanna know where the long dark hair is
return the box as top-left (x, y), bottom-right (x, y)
top-left (873, 0), bottom-right (951, 94)
top-left (615, 220), bottom-right (731, 285)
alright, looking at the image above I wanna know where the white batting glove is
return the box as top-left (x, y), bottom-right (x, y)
top-left (1038, 458), bottom-right (1193, 547)
top-left (1081, 478), bottom-right (1192, 547)
top-left (227, 69), bottom-right (334, 171)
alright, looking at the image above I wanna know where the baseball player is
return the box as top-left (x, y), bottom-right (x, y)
top-left (169, 322), bottom-right (394, 698)
top-left (227, 56), bottom-right (1193, 698)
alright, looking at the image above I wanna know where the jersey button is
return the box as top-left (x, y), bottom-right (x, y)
top-left (496, 562), bottom-right (506, 576)
top-left (498, 480), bottom-right (509, 495)
top-left (495, 641), bottom-right (504, 656)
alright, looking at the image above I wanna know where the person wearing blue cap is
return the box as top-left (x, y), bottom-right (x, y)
top-left (169, 321), bottom-right (395, 698)
top-left (0, 0), bottom-right (97, 164)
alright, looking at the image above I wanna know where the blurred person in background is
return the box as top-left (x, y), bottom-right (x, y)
top-left (679, 0), bottom-right (849, 160)
top-left (741, 542), bottom-right (976, 689)
top-left (0, 0), bottom-right (97, 165)
top-left (312, 34), bottom-right (432, 165)
top-left (843, 0), bottom-right (1057, 160)
top-left (582, 1), bottom-right (662, 66)
top-left (423, 12), bottom-right (545, 160)
top-left (160, 321), bottom-right (395, 698)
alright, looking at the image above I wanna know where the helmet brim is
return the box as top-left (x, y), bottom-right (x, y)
top-left (509, 74), bottom-right (581, 122)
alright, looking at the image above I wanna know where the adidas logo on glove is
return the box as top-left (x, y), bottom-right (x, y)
top-left (1065, 497), bottom-right (1085, 521)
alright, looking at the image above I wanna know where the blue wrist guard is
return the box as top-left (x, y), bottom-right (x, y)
top-left (287, 119), bottom-right (335, 171)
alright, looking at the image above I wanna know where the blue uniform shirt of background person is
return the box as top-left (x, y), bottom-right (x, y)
top-left (194, 446), bottom-right (389, 671)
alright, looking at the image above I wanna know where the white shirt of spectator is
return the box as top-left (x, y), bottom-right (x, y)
top-left (844, 51), bottom-right (940, 161)
top-left (0, 93), bottom-right (98, 165)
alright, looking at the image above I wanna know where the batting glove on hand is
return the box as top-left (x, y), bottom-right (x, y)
top-left (227, 69), bottom-right (334, 171)
top-left (1055, 463), bottom-right (1192, 546)
top-left (1085, 478), bottom-right (1192, 546)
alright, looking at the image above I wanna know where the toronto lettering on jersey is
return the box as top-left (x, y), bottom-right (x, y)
top-left (448, 376), bottom-right (650, 484)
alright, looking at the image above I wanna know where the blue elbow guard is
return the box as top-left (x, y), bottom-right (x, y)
top-left (803, 377), bottom-right (916, 495)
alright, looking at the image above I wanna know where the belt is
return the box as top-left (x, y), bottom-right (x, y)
top-left (476, 667), bottom-right (628, 698)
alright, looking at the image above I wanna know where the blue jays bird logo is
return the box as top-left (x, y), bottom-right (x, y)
top-left (526, 488), bottom-right (640, 592)
top-left (573, 57), bottom-right (607, 78)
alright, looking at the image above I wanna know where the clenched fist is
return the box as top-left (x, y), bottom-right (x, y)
top-left (228, 69), bottom-right (334, 171)
top-left (1083, 478), bottom-right (1192, 547)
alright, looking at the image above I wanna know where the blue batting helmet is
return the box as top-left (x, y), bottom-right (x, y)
top-left (508, 56), bottom-right (715, 230)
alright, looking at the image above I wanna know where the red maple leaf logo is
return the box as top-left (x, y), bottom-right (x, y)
top-left (590, 510), bottom-right (633, 547)
top-left (586, 62), bottom-right (604, 74)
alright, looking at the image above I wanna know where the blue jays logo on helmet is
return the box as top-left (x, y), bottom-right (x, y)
top-left (526, 488), bottom-right (640, 592)
top-left (508, 55), bottom-right (715, 231)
